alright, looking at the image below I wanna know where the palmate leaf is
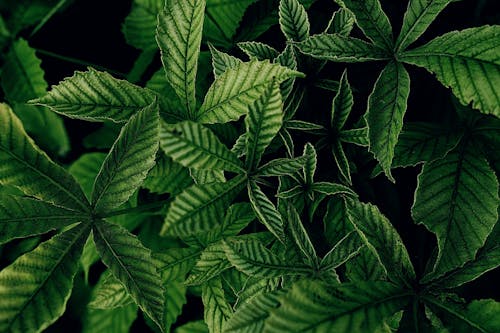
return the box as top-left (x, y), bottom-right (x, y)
top-left (202, 277), bottom-right (233, 333)
top-left (320, 231), bottom-right (364, 271)
top-left (245, 80), bottom-right (283, 170)
top-left (395, 0), bottom-right (452, 51)
top-left (257, 156), bottom-right (307, 177)
top-left (142, 154), bottom-right (193, 195)
top-left (68, 153), bottom-right (107, 199)
top-left (164, 280), bottom-right (188, 331)
top-left (162, 175), bottom-right (246, 237)
top-left (367, 61), bottom-right (411, 181)
top-left (401, 26), bottom-right (500, 117)
top-left (82, 303), bottom-right (138, 333)
top-left (88, 272), bottom-right (133, 309)
top-left (160, 121), bottom-right (244, 173)
top-left (296, 33), bottom-right (390, 62)
top-left (238, 41), bottom-right (279, 60)
top-left (0, 194), bottom-right (88, 244)
top-left (346, 198), bottom-right (416, 287)
top-left (0, 222), bottom-right (90, 333)
top-left (196, 60), bottom-right (304, 124)
top-left (331, 69), bottom-right (353, 130)
top-left (326, 8), bottom-right (355, 36)
top-left (412, 145), bottom-right (499, 281)
top-left (279, 0), bottom-right (310, 42)
top-left (338, 0), bottom-right (393, 49)
top-left (1, 38), bottom-right (69, 155)
top-left (0, 103), bottom-right (89, 212)
top-left (91, 100), bottom-right (159, 213)
top-left (155, 247), bottom-right (201, 284)
top-left (287, 203), bottom-right (317, 267)
top-left (186, 242), bottom-right (231, 285)
top-left (30, 68), bottom-right (156, 122)
top-left (156, 0), bottom-right (205, 118)
top-left (209, 44), bottom-right (242, 78)
top-left (92, 219), bottom-right (165, 331)
top-left (123, 0), bottom-right (162, 50)
top-left (263, 280), bottom-right (411, 333)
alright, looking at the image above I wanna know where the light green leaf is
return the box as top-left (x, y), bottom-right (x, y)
top-left (0, 194), bottom-right (88, 245)
top-left (320, 231), bottom-right (363, 271)
top-left (287, 203), bottom-right (317, 267)
top-left (160, 121), bottom-right (244, 173)
top-left (0, 103), bottom-right (89, 212)
top-left (1, 38), bottom-right (69, 155)
top-left (208, 43), bottom-right (242, 78)
top-left (274, 44), bottom-right (298, 102)
top-left (30, 68), bottom-right (156, 122)
top-left (302, 142), bottom-right (316, 185)
top-left (91, 101), bottom-right (159, 213)
top-left (0, 222), bottom-right (90, 333)
top-left (92, 219), bottom-right (165, 332)
top-left (338, 0), bottom-right (393, 49)
top-left (202, 277), bottom-right (233, 333)
top-left (331, 69), bottom-right (353, 130)
top-left (279, 0), bottom-right (310, 42)
top-left (401, 26), bottom-right (500, 117)
top-left (263, 280), bottom-right (411, 333)
top-left (83, 303), bottom-right (138, 333)
top-left (257, 156), bottom-right (307, 177)
top-left (155, 247), bottom-right (200, 284)
top-left (346, 198), bottom-right (416, 287)
top-left (248, 180), bottom-right (286, 243)
top-left (123, 0), bottom-right (162, 50)
top-left (88, 272), bottom-right (133, 309)
top-left (69, 153), bottom-right (107, 199)
top-left (162, 175), bottom-right (246, 237)
top-left (312, 183), bottom-right (356, 197)
top-left (396, 0), bottom-right (452, 51)
top-left (245, 80), bottom-right (283, 170)
top-left (197, 60), bottom-right (304, 124)
top-left (238, 41), bottom-right (279, 60)
top-left (296, 33), bottom-right (390, 62)
top-left (224, 239), bottom-right (310, 278)
top-left (156, 0), bottom-right (205, 118)
top-left (339, 127), bottom-right (369, 146)
top-left (186, 242), bottom-right (231, 285)
top-left (412, 145), bottom-right (499, 281)
top-left (367, 61), bottom-right (411, 182)
top-left (326, 8), bottom-right (355, 36)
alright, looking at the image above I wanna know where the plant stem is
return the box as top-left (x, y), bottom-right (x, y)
top-left (30, 0), bottom-right (69, 37)
top-left (100, 201), bottom-right (167, 218)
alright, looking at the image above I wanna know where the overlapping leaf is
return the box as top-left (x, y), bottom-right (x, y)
top-left (279, 0), bottom-right (310, 42)
top-left (123, 0), bottom-right (162, 50)
top-left (202, 277), bottom-right (233, 333)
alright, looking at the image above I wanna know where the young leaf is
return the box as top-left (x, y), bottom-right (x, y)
top-left (208, 43), bottom-right (242, 78)
top-left (257, 156), bottom-right (307, 177)
top-left (367, 61), bottom-right (411, 181)
top-left (0, 222), bottom-right (90, 333)
top-left (156, 0), bottom-right (205, 118)
top-left (0, 103), bottom-right (90, 212)
top-left (338, 0), bottom-right (394, 49)
top-left (245, 80), bottom-right (283, 170)
top-left (248, 180), bottom-right (286, 243)
top-left (202, 277), bottom-right (233, 333)
top-left (82, 303), bottom-right (138, 333)
top-left (123, 0), bottom-right (162, 50)
top-left (30, 68), bottom-right (156, 122)
top-left (0, 194), bottom-right (88, 244)
top-left (263, 280), bottom-right (411, 332)
top-left (91, 100), bottom-right (159, 213)
top-left (196, 60), bottom-right (304, 124)
top-left (162, 175), bottom-right (246, 237)
top-left (346, 198), bottom-right (416, 287)
top-left (287, 203), bottom-right (317, 267)
top-left (296, 33), bottom-right (390, 62)
top-left (279, 0), bottom-right (310, 42)
top-left (238, 41), bottom-right (279, 60)
top-left (412, 146), bottom-right (499, 281)
top-left (160, 121), bottom-right (244, 173)
top-left (302, 142), bottom-right (316, 185)
top-left (331, 70), bottom-right (354, 129)
top-left (395, 0), bottom-right (452, 51)
top-left (92, 219), bottom-right (165, 332)
top-left (401, 26), bottom-right (500, 117)
top-left (332, 140), bottom-right (352, 184)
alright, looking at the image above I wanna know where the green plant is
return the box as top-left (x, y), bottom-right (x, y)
top-left (0, 0), bottom-right (498, 332)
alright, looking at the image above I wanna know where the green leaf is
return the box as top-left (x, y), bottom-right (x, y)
top-left (83, 303), bottom-right (138, 333)
top-left (331, 69), bottom-right (353, 130)
top-left (279, 0), bottom-right (310, 42)
top-left (123, 0), bottom-right (162, 50)
top-left (197, 60), bottom-right (304, 124)
top-left (175, 320), bottom-right (208, 333)
top-left (287, 203), bottom-right (317, 267)
top-left (412, 145), bottom-right (499, 281)
top-left (320, 231), bottom-right (364, 271)
top-left (186, 242), bottom-right (232, 285)
top-left (30, 68), bottom-right (157, 122)
top-left (346, 247), bottom-right (387, 282)
top-left (367, 61), bottom-right (411, 182)
top-left (69, 153), bottom-right (107, 199)
top-left (401, 26), bottom-right (500, 117)
top-left (164, 280), bottom-right (187, 331)
top-left (248, 180), bottom-right (286, 243)
top-left (208, 43), bottom-right (242, 78)
top-left (155, 247), bottom-right (200, 283)
top-left (0, 103), bottom-right (90, 212)
top-left (326, 8), bottom-right (355, 36)
top-left (162, 175), bottom-right (246, 237)
top-left (92, 219), bottom-right (165, 332)
top-left (346, 198), bottom-right (416, 287)
top-left (156, 0), bottom-right (205, 118)
top-left (91, 101), bottom-right (159, 213)
top-left (0, 222), bottom-right (89, 333)
top-left (160, 121), bottom-right (244, 173)
top-left (263, 280), bottom-right (411, 333)
top-left (245, 80), bottom-right (283, 170)
top-left (302, 142), bottom-right (316, 185)
top-left (238, 41), bottom-right (279, 60)
top-left (143, 154), bottom-right (193, 195)
top-left (331, 140), bottom-right (352, 184)
top-left (296, 33), bottom-right (390, 62)
top-left (224, 290), bottom-right (285, 333)
top-left (396, 0), bottom-right (452, 51)
top-left (88, 272), bottom-right (133, 309)
top-left (224, 239), bottom-right (310, 278)
top-left (202, 277), bottom-right (233, 333)
top-left (257, 156), bottom-right (307, 177)
top-left (338, 0), bottom-right (393, 49)
top-left (0, 194), bottom-right (88, 244)
top-left (1, 38), bottom-right (69, 155)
